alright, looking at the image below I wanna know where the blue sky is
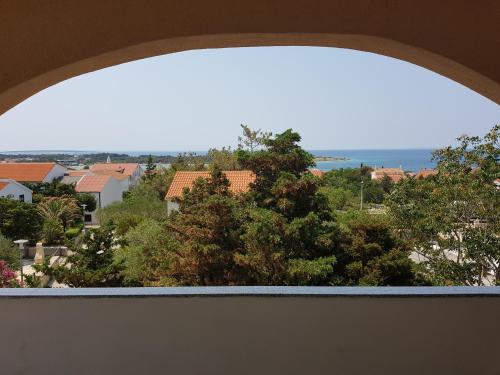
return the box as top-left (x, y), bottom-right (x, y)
top-left (0, 46), bottom-right (498, 151)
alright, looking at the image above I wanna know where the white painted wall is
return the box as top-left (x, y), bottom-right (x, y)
top-left (84, 177), bottom-right (124, 225)
top-left (166, 199), bottom-right (179, 215)
top-left (42, 164), bottom-right (67, 182)
top-left (129, 165), bottom-right (143, 186)
top-left (0, 179), bottom-right (32, 203)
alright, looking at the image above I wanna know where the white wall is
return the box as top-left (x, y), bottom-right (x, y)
top-left (100, 177), bottom-right (124, 208)
top-left (167, 199), bottom-right (179, 215)
top-left (43, 164), bottom-right (67, 182)
top-left (0, 180), bottom-right (32, 203)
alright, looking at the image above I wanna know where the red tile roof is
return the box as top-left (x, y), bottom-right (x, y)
top-left (67, 169), bottom-right (89, 177)
top-left (0, 181), bottom-right (9, 191)
top-left (372, 167), bottom-right (406, 183)
top-left (75, 175), bottom-right (112, 193)
top-left (0, 162), bottom-right (58, 182)
top-left (90, 163), bottom-right (139, 177)
top-left (309, 169), bottom-right (325, 177)
top-left (166, 170), bottom-right (255, 199)
top-left (416, 169), bottom-right (437, 179)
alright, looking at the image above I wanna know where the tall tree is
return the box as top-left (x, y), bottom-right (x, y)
top-left (386, 125), bottom-right (499, 285)
top-left (237, 124), bottom-right (271, 152)
top-left (49, 224), bottom-right (125, 287)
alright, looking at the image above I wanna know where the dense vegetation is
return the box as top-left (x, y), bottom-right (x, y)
top-left (2, 125), bottom-right (498, 287)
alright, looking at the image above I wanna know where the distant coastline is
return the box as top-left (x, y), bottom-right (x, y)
top-left (0, 149), bottom-right (436, 172)
top-left (314, 156), bottom-right (349, 162)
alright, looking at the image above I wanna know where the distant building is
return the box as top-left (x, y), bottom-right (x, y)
top-left (90, 163), bottom-right (143, 187)
top-left (75, 175), bottom-right (123, 224)
top-left (0, 179), bottom-right (32, 203)
top-left (309, 169), bottom-right (325, 177)
top-left (415, 168), bottom-right (437, 179)
top-left (371, 167), bottom-right (405, 183)
top-left (165, 170), bottom-right (255, 214)
top-left (0, 162), bottom-right (66, 183)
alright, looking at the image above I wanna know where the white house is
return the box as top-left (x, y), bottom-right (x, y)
top-left (0, 162), bottom-right (66, 183)
top-left (165, 170), bottom-right (256, 215)
top-left (90, 162), bottom-right (143, 188)
top-left (0, 179), bottom-right (33, 203)
top-left (75, 175), bottom-right (123, 224)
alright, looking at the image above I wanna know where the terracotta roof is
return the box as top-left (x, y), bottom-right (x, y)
top-left (90, 163), bottom-right (139, 177)
top-left (166, 170), bottom-right (255, 199)
top-left (309, 169), bottom-right (325, 177)
top-left (67, 169), bottom-right (90, 177)
top-left (92, 170), bottom-right (130, 180)
top-left (0, 162), bottom-right (57, 182)
top-left (372, 168), bottom-right (405, 183)
top-left (0, 181), bottom-right (8, 191)
top-left (76, 175), bottom-right (112, 193)
top-left (416, 168), bottom-right (437, 179)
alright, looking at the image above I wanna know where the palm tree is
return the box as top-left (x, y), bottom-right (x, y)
top-left (37, 196), bottom-right (81, 230)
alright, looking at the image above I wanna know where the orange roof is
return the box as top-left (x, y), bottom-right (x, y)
top-left (75, 175), bottom-right (112, 193)
top-left (0, 162), bottom-right (57, 182)
top-left (0, 181), bottom-right (8, 190)
top-left (90, 163), bottom-right (139, 177)
top-left (166, 170), bottom-right (255, 199)
top-left (67, 169), bottom-right (90, 177)
top-left (373, 168), bottom-right (405, 175)
top-left (416, 169), bottom-right (437, 179)
top-left (92, 170), bottom-right (130, 180)
top-left (309, 169), bottom-right (325, 177)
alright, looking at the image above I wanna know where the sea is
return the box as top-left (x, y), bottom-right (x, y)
top-left (0, 149), bottom-right (437, 172)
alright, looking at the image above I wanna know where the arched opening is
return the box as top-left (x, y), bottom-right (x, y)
top-left (1, 0), bottom-right (499, 114)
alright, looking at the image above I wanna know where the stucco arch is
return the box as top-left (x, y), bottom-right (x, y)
top-left (0, 0), bottom-right (499, 115)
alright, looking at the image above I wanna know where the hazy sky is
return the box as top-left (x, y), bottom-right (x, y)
top-left (0, 46), bottom-right (498, 152)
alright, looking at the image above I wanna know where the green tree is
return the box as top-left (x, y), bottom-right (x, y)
top-left (237, 124), bottom-right (271, 152)
top-left (142, 154), bottom-right (157, 181)
top-left (76, 193), bottom-right (97, 213)
top-left (386, 125), bottom-right (499, 285)
top-left (37, 196), bottom-right (81, 231)
top-left (208, 147), bottom-right (240, 170)
top-left (116, 219), bottom-right (178, 286)
top-left (50, 224), bottom-right (124, 287)
top-left (333, 213), bottom-right (423, 286)
top-left (0, 233), bottom-right (20, 268)
top-left (167, 168), bottom-right (247, 285)
top-left (99, 183), bottom-right (168, 235)
top-left (0, 198), bottom-right (42, 242)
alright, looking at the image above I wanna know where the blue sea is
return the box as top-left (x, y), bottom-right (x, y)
top-left (0, 149), bottom-right (436, 172)
top-left (308, 149), bottom-right (436, 172)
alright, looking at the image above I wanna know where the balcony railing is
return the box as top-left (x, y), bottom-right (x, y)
top-left (1, 286), bottom-right (499, 374)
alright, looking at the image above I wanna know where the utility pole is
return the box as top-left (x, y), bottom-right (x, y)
top-left (360, 180), bottom-right (364, 210)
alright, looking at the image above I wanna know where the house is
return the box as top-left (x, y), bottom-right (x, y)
top-left (370, 167), bottom-right (405, 183)
top-left (165, 170), bottom-right (255, 214)
top-left (0, 162), bottom-right (66, 183)
top-left (415, 168), bottom-right (437, 179)
top-left (75, 175), bottom-right (123, 224)
top-left (90, 163), bottom-right (143, 187)
top-left (0, 179), bottom-right (33, 203)
top-left (309, 169), bottom-right (325, 177)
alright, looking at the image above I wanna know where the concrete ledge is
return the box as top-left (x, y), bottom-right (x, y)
top-left (1, 286), bottom-right (499, 298)
top-left (1, 286), bottom-right (499, 375)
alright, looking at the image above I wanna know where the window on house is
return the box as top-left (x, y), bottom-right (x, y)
top-left (18, 194), bottom-right (24, 202)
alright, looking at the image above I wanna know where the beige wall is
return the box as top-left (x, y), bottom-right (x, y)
top-left (1, 289), bottom-right (499, 374)
top-left (0, 0), bottom-right (499, 116)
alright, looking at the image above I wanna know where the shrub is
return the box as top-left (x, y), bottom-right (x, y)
top-left (0, 260), bottom-right (19, 288)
